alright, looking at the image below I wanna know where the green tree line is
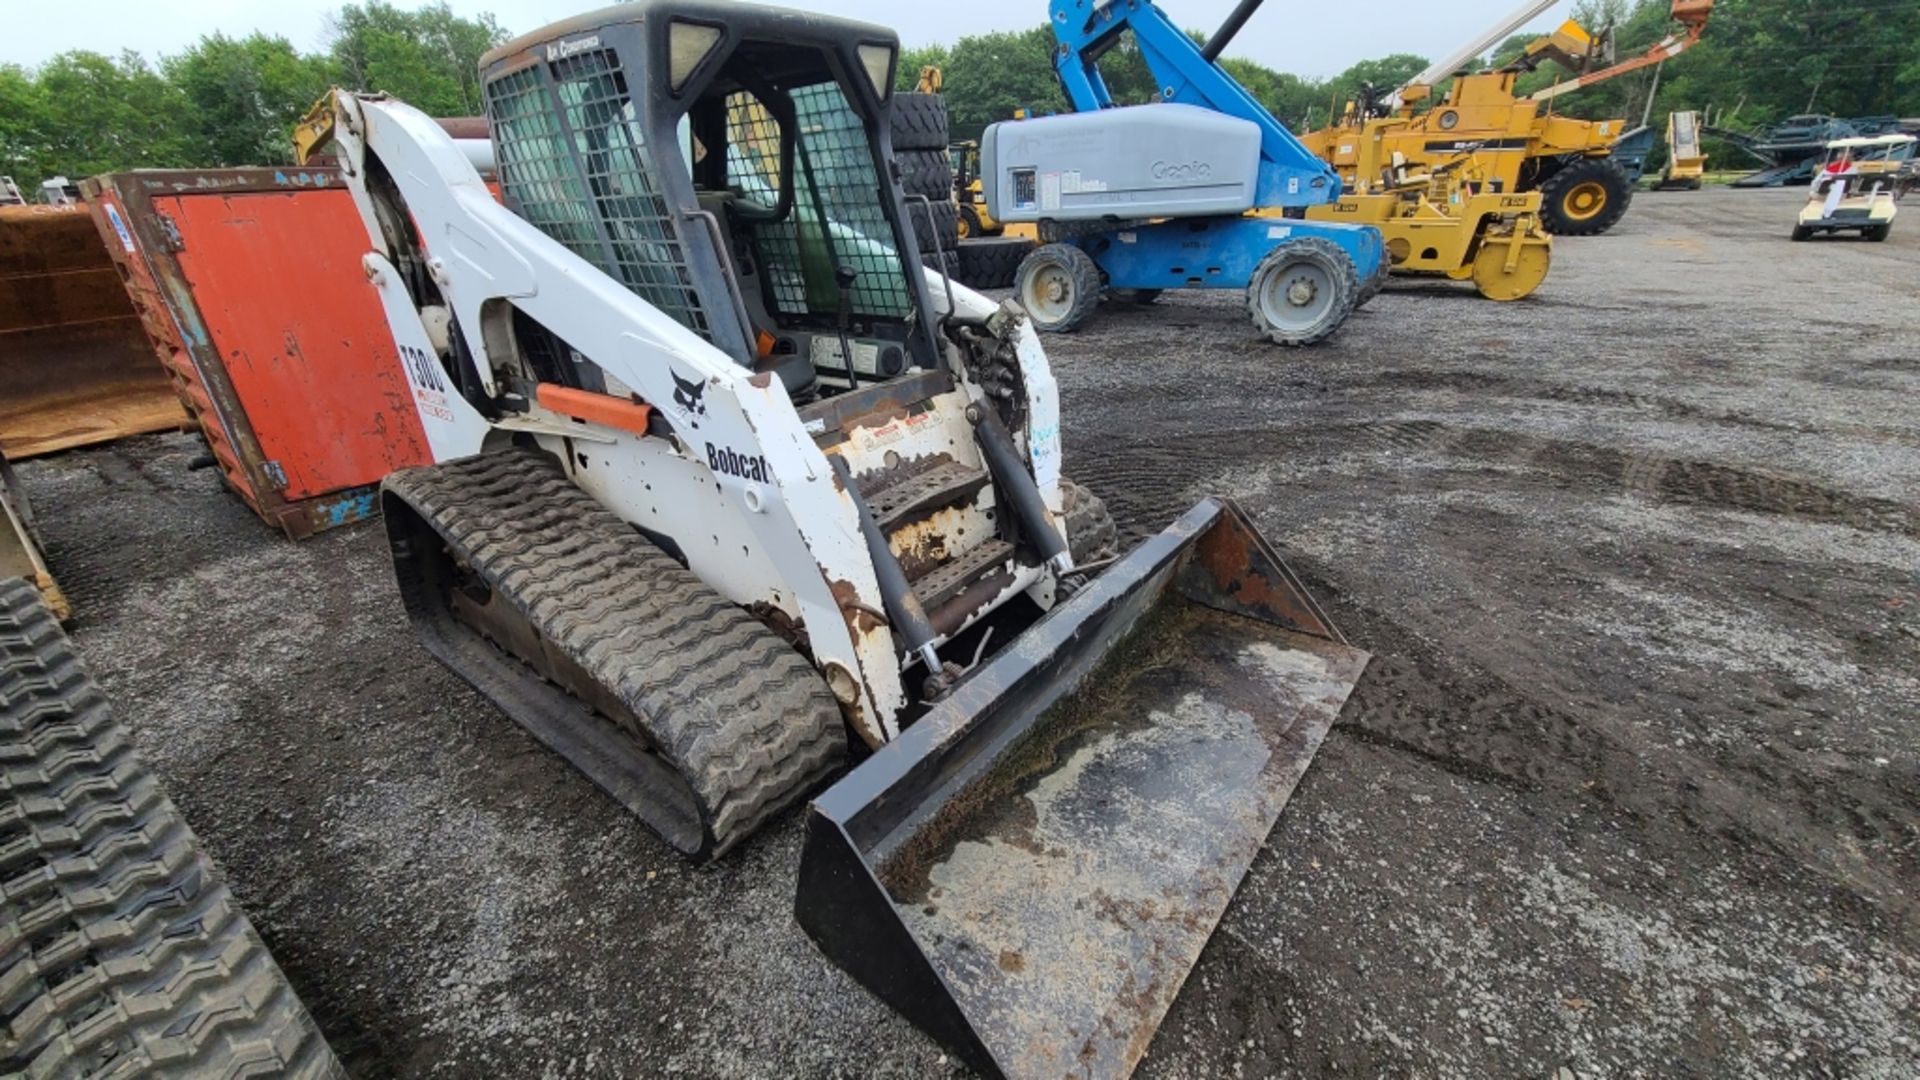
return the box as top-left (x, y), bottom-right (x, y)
top-left (909, 0), bottom-right (1919, 148)
top-left (0, 1), bottom-right (505, 191)
top-left (3, 0), bottom-right (1915, 192)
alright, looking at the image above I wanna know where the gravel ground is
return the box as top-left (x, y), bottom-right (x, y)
top-left (17, 186), bottom-right (1919, 1077)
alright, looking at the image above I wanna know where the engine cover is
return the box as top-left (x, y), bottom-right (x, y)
top-left (981, 103), bottom-right (1261, 222)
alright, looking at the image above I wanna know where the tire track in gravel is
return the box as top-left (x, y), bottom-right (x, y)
top-left (1071, 420), bottom-right (1920, 542)
top-left (1064, 416), bottom-right (1920, 942)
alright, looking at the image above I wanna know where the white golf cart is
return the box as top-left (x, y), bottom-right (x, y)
top-left (1794, 133), bottom-right (1915, 242)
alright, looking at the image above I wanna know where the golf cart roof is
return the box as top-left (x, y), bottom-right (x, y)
top-left (1827, 134), bottom-right (1917, 150)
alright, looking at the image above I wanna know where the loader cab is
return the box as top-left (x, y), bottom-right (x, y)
top-left (478, 0), bottom-right (938, 403)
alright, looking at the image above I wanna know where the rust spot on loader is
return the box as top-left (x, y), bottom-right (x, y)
top-left (827, 577), bottom-right (887, 637)
top-left (1193, 511), bottom-right (1338, 639)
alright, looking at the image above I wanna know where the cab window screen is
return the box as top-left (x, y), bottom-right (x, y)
top-left (486, 52), bottom-right (713, 341)
top-left (724, 82), bottom-right (913, 320)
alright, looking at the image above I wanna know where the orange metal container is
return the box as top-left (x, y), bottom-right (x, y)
top-left (84, 169), bottom-right (432, 537)
top-left (0, 203), bottom-right (186, 458)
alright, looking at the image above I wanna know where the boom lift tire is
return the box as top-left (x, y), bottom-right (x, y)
top-left (894, 149), bottom-right (952, 201)
top-left (0, 577), bottom-right (343, 1079)
top-left (1015, 243), bottom-right (1104, 333)
top-left (889, 93), bottom-right (949, 151)
top-left (1537, 157), bottom-right (1634, 236)
top-left (1245, 237), bottom-right (1359, 347)
top-left (381, 448), bottom-right (846, 861)
top-left (1356, 250), bottom-right (1391, 308)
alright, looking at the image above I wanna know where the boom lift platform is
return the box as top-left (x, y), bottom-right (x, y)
top-left (982, 0), bottom-right (1387, 344)
top-left (296, 1), bottom-right (1369, 1073)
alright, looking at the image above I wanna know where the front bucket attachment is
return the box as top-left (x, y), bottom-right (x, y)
top-left (796, 498), bottom-right (1369, 1079)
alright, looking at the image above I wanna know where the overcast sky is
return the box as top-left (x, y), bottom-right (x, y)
top-left (2, 0), bottom-right (1580, 80)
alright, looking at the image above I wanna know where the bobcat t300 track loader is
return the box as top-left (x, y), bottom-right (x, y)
top-left (302, 2), bottom-right (1368, 1074)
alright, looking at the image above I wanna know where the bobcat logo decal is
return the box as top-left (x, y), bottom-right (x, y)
top-left (670, 368), bottom-right (707, 429)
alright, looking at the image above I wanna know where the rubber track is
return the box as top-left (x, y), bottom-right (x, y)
top-left (0, 577), bottom-right (342, 1080)
top-left (382, 448), bottom-right (845, 859)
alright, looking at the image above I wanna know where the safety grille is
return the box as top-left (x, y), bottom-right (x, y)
top-left (725, 83), bottom-right (912, 320)
top-left (485, 51), bottom-right (712, 341)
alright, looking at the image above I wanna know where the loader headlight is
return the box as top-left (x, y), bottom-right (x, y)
top-left (857, 42), bottom-right (895, 101)
top-left (667, 20), bottom-right (723, 92)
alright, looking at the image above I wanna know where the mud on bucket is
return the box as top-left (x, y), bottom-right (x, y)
top-left (795, 497), bottom-right (1370, 1080)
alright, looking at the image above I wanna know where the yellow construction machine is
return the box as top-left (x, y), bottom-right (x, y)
top-left (1297, 138), bottom-right (1552, 301)
top-left (948, 139), bottom-right (1000, 239)
top-left (1300, 0), bottom-right (1714, 236)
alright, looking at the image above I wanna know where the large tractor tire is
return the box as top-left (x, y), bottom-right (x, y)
top-left (1244, 237), bottom-right (1358, 346)
top-left (895, 149), bottom-right (952, 202)
top-left (0, 577), bottom-right (343, 1078)
top-left (956, 236), bottom-right (1033, 289)
top-left (890, 93), bottom-right (949, 151)
top-left (912, 201), bottom-right (958, 254)
top-left (921, 249), bottom-right (961, 280)
top-left (1537, 157), bottom-right (1634, 236)
top-left (381, 449), bottom-right (847, 861)
top-left (1015, 244), bottom-right (1104, 333)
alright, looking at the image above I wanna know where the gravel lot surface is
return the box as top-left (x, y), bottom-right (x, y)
top-left (18, 186), bottom-right (1919, 1077)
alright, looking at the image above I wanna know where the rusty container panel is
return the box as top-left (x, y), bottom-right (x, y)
top-left (0, 203), bottom-right (185, 458)
top-left (154, 188), bottom-right (430, 501)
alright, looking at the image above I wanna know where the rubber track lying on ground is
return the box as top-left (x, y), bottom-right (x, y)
top-left (0, 577), bottom-right (342, 1080)
top-left (382, 448), bottom-right (845, 859)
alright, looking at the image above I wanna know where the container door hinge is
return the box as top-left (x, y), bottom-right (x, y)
top-left (155, 211), bottom-right (185, 252)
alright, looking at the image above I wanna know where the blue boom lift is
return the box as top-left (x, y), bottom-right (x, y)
top-left (980, 0), bottom-right (1386, 345)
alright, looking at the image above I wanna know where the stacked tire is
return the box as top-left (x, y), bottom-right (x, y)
top-left (890, 92), bottom-right (958, 272)
top-left (956, 236), bottom-right (1034, 290)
